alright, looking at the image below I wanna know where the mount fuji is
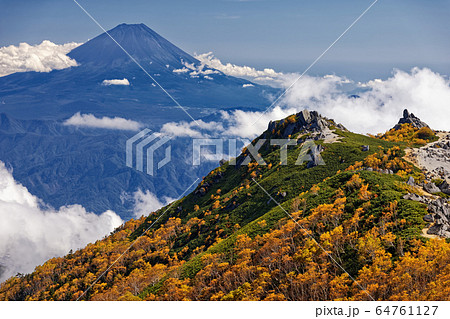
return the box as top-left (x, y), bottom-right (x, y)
top-left (0, 23), bottom-right (275, 124)
top-left (0, 24), bottom-right (277, 218)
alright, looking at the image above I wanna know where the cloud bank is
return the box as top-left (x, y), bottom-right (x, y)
top-left (161, 108), bottom-right (296, 140)
top-left (192, 53), bottom-right (449, 133)
top-left (102, 78), bottom-right (130, 86)
top-left (0, 40), bottom-right (80, 77)
top-left (64, 113), bottom-right (142, 131)
top-left (0, 161), bottom-right (123, 282)
top-left (162, 67), bottom-right (450, 137)
top-left (280, 67), bottom-right (450, 134)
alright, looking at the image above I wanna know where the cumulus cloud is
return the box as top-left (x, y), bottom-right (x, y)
top-left (102, 78), bottom-right (130, 86)
top-left (161, 67), bottom-right (450, 137)
top-left (0, 40), bottom-right (80, 77)
top-left (280, 67), bottom-right (450, 134)
top-left (132, 189), bottom-right (174, 218)
top-left (0, 161), bottom-right (123, 282)
top-left (64, 112), bottom-right (143, 131)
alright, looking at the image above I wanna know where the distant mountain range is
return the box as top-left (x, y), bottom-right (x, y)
top-left (0, 23), bottom-right (278, 218)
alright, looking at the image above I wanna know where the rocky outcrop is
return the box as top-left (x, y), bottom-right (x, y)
top-left (424, 182), bottom-right (442, 194)
top-left (394, 109), bottom-right (429, 130)
top-left (403, 193), bottom-right (450, 238)
top-left (426, 198), bottom-right (450, 237)
top-left (409, 133), bottom-right (450, 186)
top-left (440, 181), bottom-right (450, 195)
top-left (265, 109), bottom-right (345, 139)
top-left (307, 144), bottom-right (325, 168)
top-left (423, 180), bottom-right (450, 195)
top-left (358, 167), bottom-right (394, 175)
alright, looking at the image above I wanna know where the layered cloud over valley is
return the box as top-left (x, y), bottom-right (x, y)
top-left (0, 161), bottom-right (172, 283)
top-left (0, 41), bottom-right (80, 77)
top-left (0, 161), bottom-right (123, 282)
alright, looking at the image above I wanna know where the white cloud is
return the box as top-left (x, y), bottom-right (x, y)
top-left (63, 112), bottom-right (142, 131)
top-left (102, 78), bottom-right (130, 86)
top-left (161, 108), bottom-right (291, 140)
top-left (192, 52), bottom-right (353, 89)
top-left (280, 67), bottom-right (450, 134)
top-left (161, 119), bottom-right (224, 138)
top-left (0, 40), bottom-right (80, 77)
top-left (161, 67), bottom-right (450, 137)
top-left (173, 57), bottom-right (221, 79)
top-left (243, 84), bottom-right (254, 88)
top-left (0, 161), bottom-right (123, 282)
top-left (161, 122), bottom-right (205, 138)
top-left (132, 189), bottom-right (174, 218)
top-left (172, 68), bottom-right (189, 74)
top-left (222, 108), bottom-right (298, 138)
top-left (193, 52), bottom-right (287, 87)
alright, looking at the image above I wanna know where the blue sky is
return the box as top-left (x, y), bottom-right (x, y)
top-left (1, 0), bottom-right (449, 80)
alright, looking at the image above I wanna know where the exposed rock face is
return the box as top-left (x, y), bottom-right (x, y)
top-left (440, 181), bottom-right (450, 195)
top-left (265, 109), bottom-right (345, 139)
top-left (394, 109), bottom-right (429, 130)
top-left (404, 193), bottom-right (450, 238)
top-left (307, 144), bottom-right (325, 168)
top-left (427, 198), bottom-right (450, 237)
top-left (234, 110), bottom-right (343, 169)
top-left (409, 133), bottom-right (450, 185)
top-left (424, 182), bottom-right (442, 194)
